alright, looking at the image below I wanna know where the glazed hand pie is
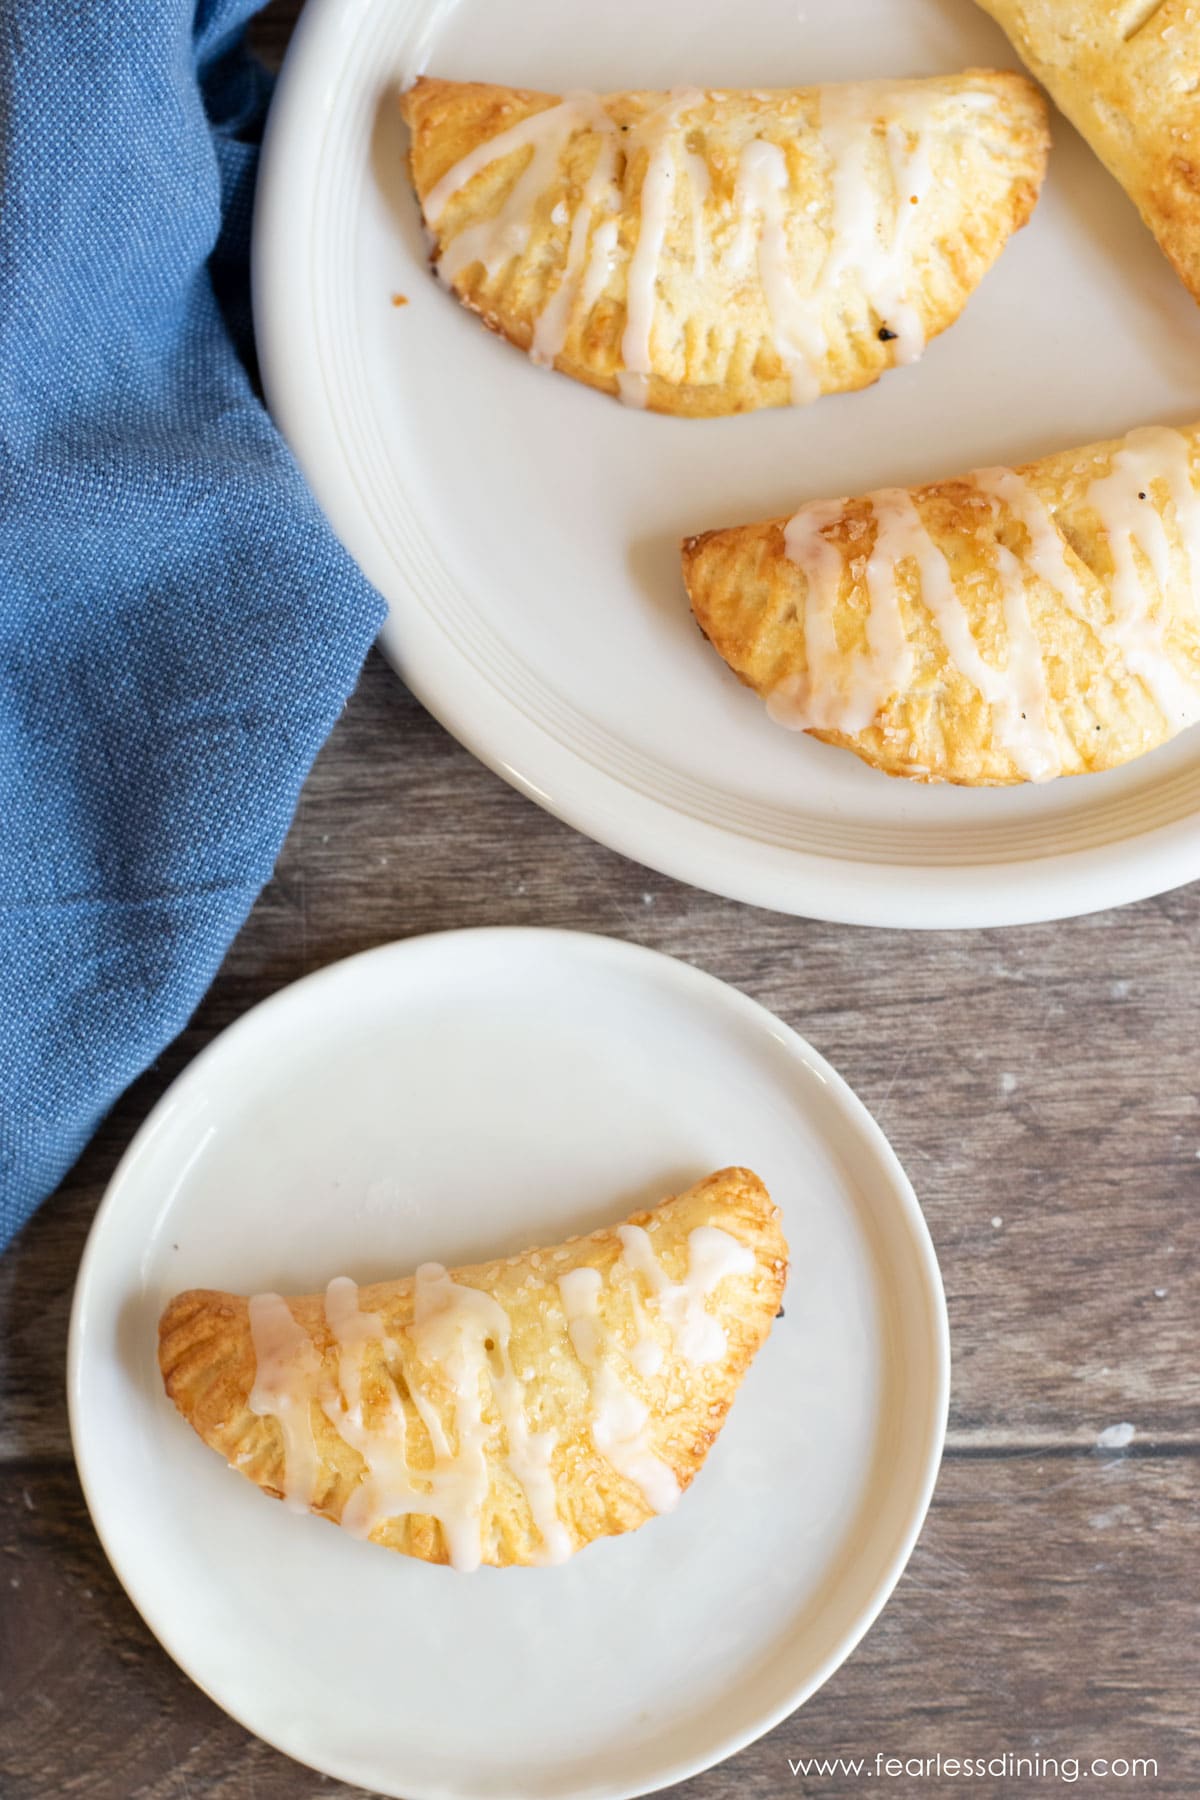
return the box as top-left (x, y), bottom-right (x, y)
top-left (976, 0), bottom-right (1200, 304)
top-left (681, 423), bottom-right (1200, 785)
top-left (158, 1167), bottom-right (787, 1570)
top-left (400, 73), bottom-right (1048, 417)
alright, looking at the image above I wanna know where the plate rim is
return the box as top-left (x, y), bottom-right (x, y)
top-left (251, 0), bottom-right (1200, 930)
top-left (251, 0), bottom-right (1200, 928)
top-left (67, 925), bottom-right (950, 1800)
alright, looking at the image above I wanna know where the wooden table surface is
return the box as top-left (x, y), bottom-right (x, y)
top-left (3, 8), bottom-right (1199, 1798)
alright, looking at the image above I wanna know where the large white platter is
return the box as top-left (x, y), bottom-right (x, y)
top-left (69, 929), bottom-right (947, 1799)
top-left (253, 0), bottom-right (1200, 925)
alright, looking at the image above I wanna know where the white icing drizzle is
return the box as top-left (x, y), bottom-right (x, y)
top-left (770, 427), bottom-right (1200, 767)
top-left (971, 465), bottom-right (1087, 608)
top-left (815, 87), bottom-right (937, 370)
top-left (433, 92), bottom-right (607, 285)
top-left (973, 436), bottom-right (1200, 735)
top-left (247, 1294), bottom-right (322, 1514)
top-left (424, 93), bottom-right (581, 223)
top-left (625, 1281), bottom-right (664, 1380)
top-left (247, 1271), bottom-right (570, 1572)
top-left (424, 86), bottom-right (711, 399)
top-left (557, 1266), bottom-right (680, 1515)
top-left (558, 1267), bottom-right (604, 1363)
top-left (422, 81), bottom-right (954, 405)
top-left (324, 1275), bottom-right (388, 1427)
top-left (248, 1216), bottom-right (755, 1561)
top-left (1084, 426), bottom-right (1200, 724)
top-left (773, 485), bottom-right (1061, 776)
top-left (615, 1224), bottom-right (755, 1365)
top-left (579, 214), bottom-right (621, 314)
top-left (872, 488), bottom-right (1061, 780)
top-left (730, 138), bottom-right (823, 404)
top-left (322, 1286), bottom-right (421, 1544)
top-left (620, 127), bottom-right (675, 392)
top-left (616, 370), bottom-right (651, 408)
top-left (880, 111), bottom-right (935, 361)
top-left (685, 151), bottom-right (711, 275)
top-left (727, 86), bottom-right (939, 402)
top-left (989, 543), bottom-right (1060, 780)
top-left (407, 1263), bottom-right (569, 1570)
top-left (975, 463), bottom-right (1099, 775)
top-left (770, 494), bottom-right (913, 733)
top-left (619, 89), bottom-right (702, 407)
top-left (531, 130), bottom-right (621, 367)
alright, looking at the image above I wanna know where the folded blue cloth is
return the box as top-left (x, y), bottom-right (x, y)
top-left (0, 0), bottom-right (386, 1248)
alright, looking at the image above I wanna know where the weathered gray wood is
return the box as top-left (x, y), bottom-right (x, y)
top-left (2, 1453), bottom-right (1195, 1797)
top-left (4, 662), bottom-right (1198, 1457)
top-left (2, 656), bottom-right (1198, 1799)
top-left (0, 3), bottom-right (1198, 1794)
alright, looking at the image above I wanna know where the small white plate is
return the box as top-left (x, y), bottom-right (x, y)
top-left (69, 930), bottom-right (947, 1800)
top-left (254, 0), bottom-right (1200, 928)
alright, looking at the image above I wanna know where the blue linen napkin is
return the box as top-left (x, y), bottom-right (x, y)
top-left (0, 0), bottom-right (386, 1248)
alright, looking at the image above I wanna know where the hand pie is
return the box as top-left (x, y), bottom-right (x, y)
top-left (976, 0), bottom-right (1200, 304)
top-left (400, 73), bottom-right (1048, 417)
top-left (681, 423), bottom-right (1200, 785)
top-left (158, 1167), bottom-right (787, 1570)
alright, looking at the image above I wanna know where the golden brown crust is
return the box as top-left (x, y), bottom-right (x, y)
top-left (977, 0), bottom-right (1200, 303)
top-left (400, 74), bottom-right (1048, 417)
top-left (159, 1168), bottom-right (787, 1567)
top-left (681, 424), bottom-right (1200, 785)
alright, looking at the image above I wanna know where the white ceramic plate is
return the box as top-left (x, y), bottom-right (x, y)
top-left (69, 929), bottom-right (947, 1800)
top-left (253, 0), bottom-right (1200, 928)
